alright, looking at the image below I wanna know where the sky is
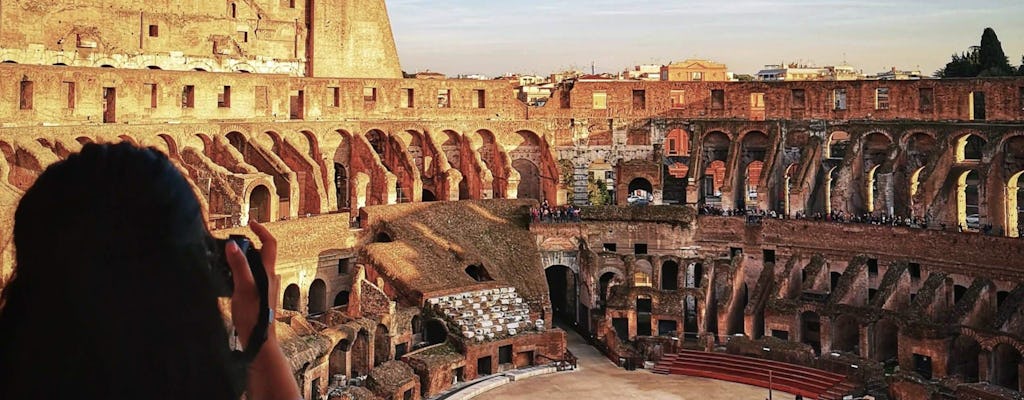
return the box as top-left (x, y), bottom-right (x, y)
top-left (387, 0), bottom-right (1024, 77)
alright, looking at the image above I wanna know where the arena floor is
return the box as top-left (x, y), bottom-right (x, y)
top-left (486, 328), bottom-right (795, 400)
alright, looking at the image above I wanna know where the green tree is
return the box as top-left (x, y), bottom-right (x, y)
top-left (938, 28), bottom-right (1016, 78)
top-left (978, 27), bottom-right (1014, 76)
top-left (588, 178), bottom-right (611, 206)
top-left (1019, 56), bottom-right (1024, 76)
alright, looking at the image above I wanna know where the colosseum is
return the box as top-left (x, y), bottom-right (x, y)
top-left (0, 1), bottom-right (1022, 400)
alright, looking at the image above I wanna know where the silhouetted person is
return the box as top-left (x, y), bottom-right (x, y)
top-left (0, 143), bottom-right (300, 400)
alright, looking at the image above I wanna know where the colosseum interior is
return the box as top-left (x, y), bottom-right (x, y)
top-left (0, 1), bottom-right (1023, 400)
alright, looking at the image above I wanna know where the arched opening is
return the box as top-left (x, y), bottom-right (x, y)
top-left (701, 132), bottom-right (731, 204)
top-left (513, 159), bottom-right (541, 200)
top-left (421, 189), bottom-right (437, 202)
top-left (628, 177), bottom-right (653, 203)
top-left (424, 319), bottom-right (447, 345)
top-left (831, 314), bottom-right (859, 353)
top-left (465, 264), bottom-right (493, 282)
top-left (830, 271), bottom-right (842, 291)
top-left (957, 170), bottom-right (981, 231)
top-left (598, 272), bottom-right (618, 306)
top-left (743, 161), bottom-right (763, 210)
top-left (1008, 171), bottom-right (1024, 238)
top-left (828, 131), bottom-right (851, 159)
top-left (661, 260), bottom-right (679, 290)
top-left (866, 165), bottom-right (882, 213)
top-left (686, 263), bottom-right (704, 288)
top-left (801, 311), bottom-right (821, 355)
top-left (949, 335), bottom-right (980, 382)
top-left (958, 134), bottom-right (986, 162)
top-left (351, 330), bottom-right (371, 377)
top-left (249, 185), bottom-right (272, 223)
top-left (991, 343), bottom-right (1021, 390)
top-left (874, 319), bottom-right (899, 364)
top-left (545, 265), bottom-right (576, 324)
top-left (334, 291), bottom-right (350, 307)
top-left (374, 324), bottom-right (390, 366)
top-left (329, 339), bottom-right (352, 378)
top-left (283, 284), bottom-right (300, 312)
top-left (308, 279), bottom-right (327, 314)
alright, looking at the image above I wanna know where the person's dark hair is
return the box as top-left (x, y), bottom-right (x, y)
top-left (0, 142), bottom-right (240, 399)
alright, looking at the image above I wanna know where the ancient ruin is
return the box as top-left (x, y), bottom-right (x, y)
top-left (0, 1), bottom-right (1023, 399)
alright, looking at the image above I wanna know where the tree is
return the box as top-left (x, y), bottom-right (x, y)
top-left (1019, 56), bottom-right (1024, 76)
top-left (588, 178), bottom-right (611, 206)
top-left (978, 27), bottom-right (1014, 76)
top-left (937, 28), bottom-right (1016, 78)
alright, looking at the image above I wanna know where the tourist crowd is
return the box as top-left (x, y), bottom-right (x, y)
top-left (532, 199), bottom-right (582, 223)
top-left (698, 205), bottom-right (1017, 237)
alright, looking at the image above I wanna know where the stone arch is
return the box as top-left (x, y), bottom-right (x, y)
top-left (513, 158), bottom-right (541, 200)
top-left (949, 335), bottom-right (981, 382)
top-left (158, 134), bottom-right (179, 157)
top-left (827, 131), bottom-right (851, 159)
top-left (991, 342), bottom-right (1021, 390)
top-left (329, 337), bottom-right (352, 379)
top-left (332, 129), bottom-right (353, 211)
top-left (831, 314), bottom-right (859, 353)
top-left (598, 270), bottom-right (621, 306)
top-left (627, 177), bottom-right (653, 200)
top-left (660, 260), bottom-right (679, 290)
top-left (545, 264), bottom-right (577, 324)
top-left (248, 184), bottom-right (272, 223)
top-left (308, 279), bottom-right (327, 314)
top-left (905, 132), bottom-right (937, 167)
top-left (862, 132), bottom-right (893, 169)
top-left (956, 133), bottom-right (987, 162)
top-left (957, 170), bottom-right (981, 231)
top-left (283, 284), bottom-right (301, 312)
top-left (374, 324), bottom-right (390, 366)
top-left (801, 311), bottom-right (822, 355)
top-left (742, 160), bottom-right (764, 210)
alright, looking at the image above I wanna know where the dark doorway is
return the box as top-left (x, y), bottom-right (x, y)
top-left (477, 356), bottom-right (493, 376)
top-left (661, 261), bottom-right (679, 290)
top-left (637, 296), bottom-right (653, 336)
top-left (612, 318), bottom-right (629, 341)
top-left (513, 159), bottom-right (542, 200)
top-left (801, 311), bottom-right (821, 355)
top-left (334, 291), bottom-right (350, 306)
top-left (545, 265), bottom-right (576, 324)
top-left (684, 295), bottom-right (698, 341)
top-left (290, 90), bottom-right (304, 120)
top-left (283, 284), bottom-right (300, 311)
top-left (599, 272), bottom-right (617, 306)
top-left (914, 354), bottom-right (933, 380)
top-left (308, 279), bottom-right (326, 314)
top-left (658, 320), bottom-right (677, 336)
top-left (422, 189), bottom-right (437, 202)
top-left (498, 345), bottom-right (513, 365)
top-left (249, 185), bottom-right (272, 223)
top-left (424, 319), bottom-right (447, 345)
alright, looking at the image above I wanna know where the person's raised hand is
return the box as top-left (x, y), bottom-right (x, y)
top-left (224, 221), bottom-right (278, 348)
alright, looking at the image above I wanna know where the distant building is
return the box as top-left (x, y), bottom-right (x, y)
top-left (660, 59), bottom-right (729, 82)
top-left (624, 64), bottom-right (663, 81)
top-left (872, 67), bottom-right (927, 80)
top-left (756, 63), bottom-right (862, 81)
top-left (414, 70), bottom-right (446, 79)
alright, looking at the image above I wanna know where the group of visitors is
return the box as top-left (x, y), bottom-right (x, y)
top-left (699, 204), bottom-right (1020, 237)
top-left (532, 199), bottom-right (582, 223)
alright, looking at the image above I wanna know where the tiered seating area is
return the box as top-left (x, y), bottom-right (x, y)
top-left (427, 287), bottom-right (541, 342)
top-left (652, 350), bottom-right (855, 400)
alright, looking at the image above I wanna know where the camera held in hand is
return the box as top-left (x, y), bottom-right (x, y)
top-left (210, 235), bottom-right (268, 299)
